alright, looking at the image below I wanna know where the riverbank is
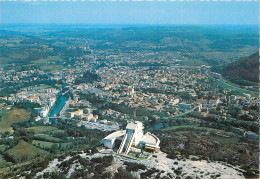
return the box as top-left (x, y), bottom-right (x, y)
top-left (49, 96), bottom-right (68, 117)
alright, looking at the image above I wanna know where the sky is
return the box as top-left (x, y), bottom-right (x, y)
top-left (0, 1), bottom-right (259, 25)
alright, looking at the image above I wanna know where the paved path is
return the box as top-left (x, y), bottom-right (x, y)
top-left (205, 70), bottom-right (258, 95)
top-left (172, 106), bottom-right (198, 118)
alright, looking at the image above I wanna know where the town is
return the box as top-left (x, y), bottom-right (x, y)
top-left (0, 25), bottom-right (258, 178)
top-left (0, 60), bottom-right (258, 138)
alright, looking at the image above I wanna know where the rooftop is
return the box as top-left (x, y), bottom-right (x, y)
top-left (104, 130), bottom-right (125, 140)
top-left (126, 121), bottom-right (143, 131)
top-left (140, 132), bottom-right (160, 146)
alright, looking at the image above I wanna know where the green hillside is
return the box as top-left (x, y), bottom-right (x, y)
top-left (6, 140), bottom-right (49, 162)
top-left (223, 52), bottom-right (259, 85)
top-left (0, 108), bottom-right (31, 133)
top-left (25, 126), bottom-right (58, 134)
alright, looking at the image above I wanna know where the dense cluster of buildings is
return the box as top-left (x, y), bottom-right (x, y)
top-left (1, 87), bottom-right (60, 118)
top-left (68, 109), bottom-right (98, 122)
top-left (0, 36), bottom-right (259, 143)
top-left (1, 62), bottom-right (258, 126)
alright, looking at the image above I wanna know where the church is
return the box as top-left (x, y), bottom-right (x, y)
top-left (104, 120), bottom-right (160, 154)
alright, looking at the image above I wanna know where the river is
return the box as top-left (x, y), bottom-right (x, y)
top-left (49, 95), bottom-right (68, 117)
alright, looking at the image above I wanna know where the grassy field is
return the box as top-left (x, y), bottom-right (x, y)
top-left (206, 72), bottom-right (259, 98)
top-left (32, 140), bottom-right (54, 149)
top-left (161, 125), bottom-right (238, 136)
top-left (34, 134), bottom-right (62, 142)
top-left (6, 140), bottom-right (49, 162)
top-left (32, 140), bottom-right (72, 150)
top-left (0, 108), bottom-right (31, 133)
top-left (216, 80), bottom-right (258, 98)
top-left (48, 129), bottom-right (65, 135)
top-left (219, 78), bottom-right (241, 88)
top-left (26, 126), bottom-right (58, 134)
top-left (0, 145), bottom-right (8, 152)
top-left (205, 70), bottom-right (258, 98)
top-left (33, 56), bottom-right (64, 72)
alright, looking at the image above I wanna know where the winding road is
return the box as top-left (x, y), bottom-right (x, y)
top-left (205, 70), bottom-right (258, 95)
top-left (172, 105), bottom-right (198, 118)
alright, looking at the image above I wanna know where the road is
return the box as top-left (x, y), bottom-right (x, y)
top-left (172, 106), bottom-right (198, 118)
top-left (59, 97), bottom-right (71, 117)
top-left (205, 70), bottom-right (258, 95)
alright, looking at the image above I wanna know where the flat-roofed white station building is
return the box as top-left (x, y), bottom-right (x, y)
top-left (104, 120), bottom-right (160, 154)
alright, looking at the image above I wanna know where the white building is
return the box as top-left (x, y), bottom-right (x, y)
top-left (104, 120), bottom-right (160, 154)
top-left (84, 113), bottom-right (93, 121)
top-left (39, 106), bottom-right (49, 118)
top-left (179, 103), bottom-right (192, 109)
top-left (209, 98), bottom-right (220, 106)
top-left (68, 109), bottom-right (83, 118)
top-left (243, 93), bottom-right (251, 100)
top-left (169, 98), bottom-right (179, 106)
top-left (48, 97), bottom-right (56, 107)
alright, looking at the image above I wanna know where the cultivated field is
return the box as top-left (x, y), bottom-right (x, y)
top-left (33, 56), bottom-right (64, 72)
top-left (34, 134), bottom-right (62, 142)
top-left (6, 140), bottom-right (49, 162)
top-left (32, 140), bottom-right (72, 150)
top-left (0, 108), bottom-right (31, 133)
top-left (26, 126), bottom-right (58, 134)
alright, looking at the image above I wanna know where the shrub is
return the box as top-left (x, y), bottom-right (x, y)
top-left (78, 157), bottom-right (90, 166)
top-left (140, 168), bottom-right (158, 179)
top-left (114, 167), bottom-right (135, 179)
top-left (102, 172), bottom-right (112, 179)
top-left (124, 161), bottom-right (146, 171)
top-left (91, 155), bottom-right (113, 167)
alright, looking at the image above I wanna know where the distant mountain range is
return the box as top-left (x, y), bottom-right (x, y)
top-left (223, 52), bottom-right (259, 84)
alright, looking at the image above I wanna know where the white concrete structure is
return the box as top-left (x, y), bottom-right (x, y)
top-left (169, 99), bottom-right (180, 106)
top-left (179, 103), bottom-right (192, 109)
top-left (104, 121), bottom-right (160, 154)
top-left (39, 106), bottom-right (49, 118)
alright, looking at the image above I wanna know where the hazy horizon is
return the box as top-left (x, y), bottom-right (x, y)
top-left (0, 1), bottom-right (258, 25)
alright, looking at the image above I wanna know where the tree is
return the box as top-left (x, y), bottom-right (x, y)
top-left (13, 128), bottom-right (35, 143)
top-left (4, 131), bottom-right (10, 137)
top-left (114, 167), bottom-right (135, 179)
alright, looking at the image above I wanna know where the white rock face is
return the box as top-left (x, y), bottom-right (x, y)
top-left (35, 152), bottom-right (245, 179)
top-left (139, 153), bottom-right (244, 179)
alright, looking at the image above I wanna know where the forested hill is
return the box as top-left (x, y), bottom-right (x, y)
top-left (223, 52), bottom-right (259, 84)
